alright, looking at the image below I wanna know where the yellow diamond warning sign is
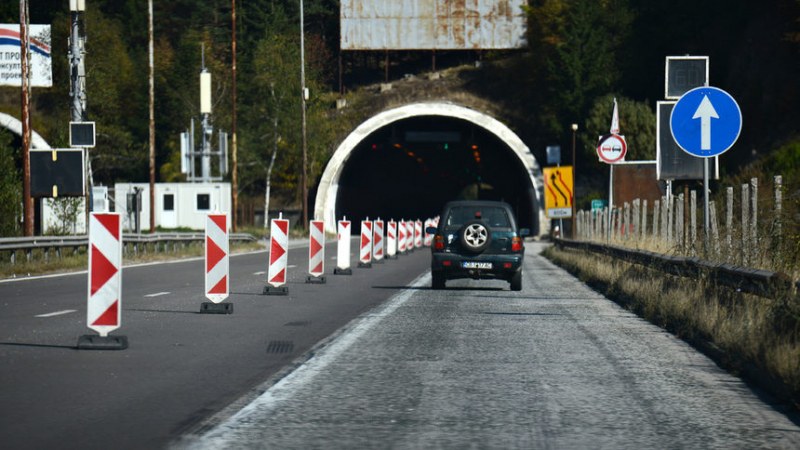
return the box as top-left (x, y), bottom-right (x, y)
top-left (544, 166), bottom-right (574, 219)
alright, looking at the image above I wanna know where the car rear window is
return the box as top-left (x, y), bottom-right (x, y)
top-left (445, 206), bottom-right (510, 228)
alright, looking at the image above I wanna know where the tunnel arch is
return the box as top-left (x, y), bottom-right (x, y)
top-left (314, 102), bottom-right (546, 236)
top-left (0, 112), bottom-right (52, 149)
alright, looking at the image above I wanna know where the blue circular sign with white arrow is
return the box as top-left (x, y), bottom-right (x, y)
top-left (670, 86), bottom-right (742, 158)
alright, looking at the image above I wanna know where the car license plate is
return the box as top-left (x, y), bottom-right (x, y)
top-left (462, 261), bottom-right (492, 269)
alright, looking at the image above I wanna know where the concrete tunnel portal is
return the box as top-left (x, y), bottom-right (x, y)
top-left (314, 103), bottom-right (546, 236)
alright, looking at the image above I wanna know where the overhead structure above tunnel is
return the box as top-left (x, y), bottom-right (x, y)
top-left (314, 102), bottom-right (546, 236)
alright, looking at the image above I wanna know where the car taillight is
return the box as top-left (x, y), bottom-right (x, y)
top-left (511, 237), bottom-right (522, 252)
top-left (434, 235), bottom-right (445, 251)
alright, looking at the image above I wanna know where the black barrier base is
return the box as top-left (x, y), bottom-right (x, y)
top-left (357, 262), bottom-right (372, 268)
top-left (77, 334), bottom-right (128, 350)
top-left (263, 285), bottom-right (289, 295)
top-left (200, 302), bottom-right (233, 314)
top-left (306, 275), bottom-right (326, 284)
top-left (333, 267), bottom-right (352, 275)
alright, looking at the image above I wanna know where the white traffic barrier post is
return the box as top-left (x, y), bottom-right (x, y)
top-left (373, 218), bottom-right (384, 263)
top-left (201, 213), bottom-right (232, 314)
top-left (359, 218), bottom-right (373, 268)
top-left (423, 218), bottom-right (434, 247)
top-left (415, 219), bottom-right (423, 249)
top-left (333, 217), bottom-right (352, 275)
top-left (307, 219), bottom-right (326, 284)
top-left (264, 213), bottom-right (290, 295)
top-left (397, 219), bottom-right (406, 254)
top-left (77, 213), bottom-right (128, 350)
top-left (386, 220), bottom-right (397, 259)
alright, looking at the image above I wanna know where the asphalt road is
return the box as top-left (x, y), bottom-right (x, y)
top-left (180, 242), bottom-right (800, 450)
top-left (0, 239), bottom-right (429, 450)
top-left (3, 241), bottom-right (799, 449)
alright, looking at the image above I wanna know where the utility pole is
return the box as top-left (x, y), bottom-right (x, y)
top-left (300, 0), bottom-right (308, 229)
top-left (231, 0), bottom-right (238, 232)
top-left (148, 0), bottom-right (156, 232)
top-left (20, 0), bottom-right (32, 236)
top-left (70, 0), bottom-right (90, 230)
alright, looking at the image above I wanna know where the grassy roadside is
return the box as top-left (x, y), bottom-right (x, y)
top-left (0, 240), bottom-right (265, 280)
top-left (543, 244), bottom-right (800, 409)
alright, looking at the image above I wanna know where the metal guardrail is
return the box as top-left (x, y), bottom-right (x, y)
top-left (0, 232), bottom-right (259, 264)
top-left (554, 238), bottom-right (799, 300)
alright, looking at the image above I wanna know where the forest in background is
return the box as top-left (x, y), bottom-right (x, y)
top-left (0, 0), bottom-right (798, 235)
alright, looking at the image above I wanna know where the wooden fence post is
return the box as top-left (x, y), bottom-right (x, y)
top-left (641, 200), bottom-right (648, 241)
top-left (742, 183), bottom-right (750, 266)
top-left (751, 178), bottom-right (758, 257)
top-left (710, 200), bottom-right (720, 257)
top-left (653, 199), bottom-right (660, 240)
top-left (690, 190), bottom-right (697, 256)
top-left (774, 175), bottom-right (783, 253)
top-left (726, 186), bottom-right (733, 262)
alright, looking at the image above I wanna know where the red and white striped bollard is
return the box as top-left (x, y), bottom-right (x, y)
top-left (264, 213), bottom-right (290, 295)
top-left (77, 213), bottom-right (127, 350)
top-left (201, 213), bottom-right (232, 313)
top-left (307, 220), bottom-right (326, 283)
top-left (334, 218), bottom-right (352, 275)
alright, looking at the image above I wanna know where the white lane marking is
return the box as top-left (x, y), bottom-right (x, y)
top-left (191, 271), bottom-right (431, 446)
top-left (253, 271), bottom-right (266, 276)
top-left (35, 309), bottom-right (77, 318)
top-left (287, 265), bottom-right (298, 269)
top-left (144, 291), bottom-right (170, 298)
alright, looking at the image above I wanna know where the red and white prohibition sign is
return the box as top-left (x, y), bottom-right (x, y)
top-left (268, 216), bottom-right (290, 287)
top-left (87, 213), bottom-right (122, 337)
top-left (205, 213), bottom-right (229, 303)
top-left (308, 220), bottom-right (325, 278)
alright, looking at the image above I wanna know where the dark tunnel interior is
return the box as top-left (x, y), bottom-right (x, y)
top-left (335, 116), bottom-right (538, 234)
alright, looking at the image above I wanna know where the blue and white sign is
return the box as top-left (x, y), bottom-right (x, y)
top-left (670, 86), bottom-right (741, 158)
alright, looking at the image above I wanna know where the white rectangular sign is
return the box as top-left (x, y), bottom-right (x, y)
top-left (341, 0), bottom-right (527, 50)
top-left (0, 24), bottom-right (52, 87)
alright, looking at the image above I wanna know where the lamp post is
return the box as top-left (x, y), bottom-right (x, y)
top-left (571, 123), bottom-right (578, 239)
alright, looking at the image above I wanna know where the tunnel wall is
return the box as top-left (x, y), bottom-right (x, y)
top-left (314, 102), bottom-right (546, 236)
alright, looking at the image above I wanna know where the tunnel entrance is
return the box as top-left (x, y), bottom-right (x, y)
top-left (315, 103), bottom-right (545, 236)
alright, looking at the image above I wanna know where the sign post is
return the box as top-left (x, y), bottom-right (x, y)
top-left (670, 86), bottom-right (742, 251)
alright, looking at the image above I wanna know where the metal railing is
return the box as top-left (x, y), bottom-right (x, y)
top-left (554, 238), bottom-right (799, 300)
top-left (0, 232), bottom-right (258, 264)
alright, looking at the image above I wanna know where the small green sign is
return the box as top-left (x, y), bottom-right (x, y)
top-left (591, 199), bottom-right (608, 211)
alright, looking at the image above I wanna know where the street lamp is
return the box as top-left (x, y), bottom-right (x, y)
top-left (571, 123), bottom-right (578, 239)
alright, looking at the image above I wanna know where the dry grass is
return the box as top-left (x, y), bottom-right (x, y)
top-left (0, 241), bottom-right (265, 279)
top-left (544, 244), bottom-right (800, 407)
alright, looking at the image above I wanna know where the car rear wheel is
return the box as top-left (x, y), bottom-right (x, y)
top-left (460, 220), bottom-right (490, 253)
top-left (432, 271), bottom-right (446, 290)
top-left (510, 270), bottom-right (522, 291)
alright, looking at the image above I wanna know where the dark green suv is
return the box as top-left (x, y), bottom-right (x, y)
top-left (428, 200), bottom-right (529, 291)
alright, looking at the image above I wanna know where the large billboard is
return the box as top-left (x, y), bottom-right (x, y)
top-left (341, 0), bottom-right (527, 50)
top-left (0, 24), bottom-right (52, 87)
